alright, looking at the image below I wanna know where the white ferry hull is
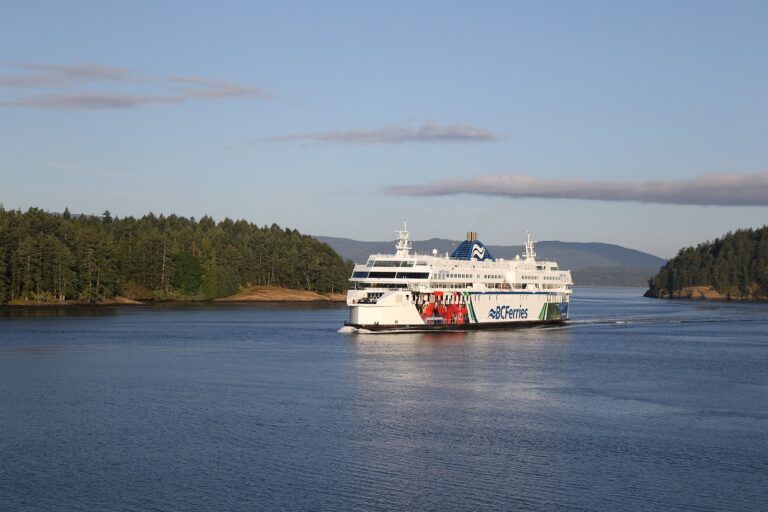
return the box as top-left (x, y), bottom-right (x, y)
top-left (346, 290), bottom-right (568, 332)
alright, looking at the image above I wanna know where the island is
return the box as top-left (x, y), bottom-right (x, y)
top-left (645, 226), bottom-right (768, 301)
top-left (0, 207), bottom-right (352, 305)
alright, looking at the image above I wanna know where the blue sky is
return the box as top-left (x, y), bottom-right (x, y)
top-left (1, 1), bottom-right (767, 257)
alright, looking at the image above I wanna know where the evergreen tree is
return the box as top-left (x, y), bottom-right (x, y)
top-left (0, 207), bottom-right (352, 304)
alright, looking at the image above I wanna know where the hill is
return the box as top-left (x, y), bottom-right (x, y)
top-left (315, 235), bottom-right (666, 287)
top-left (645, 226), bottom-right (768, 301)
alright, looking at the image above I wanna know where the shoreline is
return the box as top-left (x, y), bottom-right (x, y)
top-left (214, 286), bottom-right (345, 303)
top-left (1, 286), bottom-right (347, 308)
top-left (646, 296), bottom-right (768, 303)
top-left (644, 285), bottom-right (768, 302)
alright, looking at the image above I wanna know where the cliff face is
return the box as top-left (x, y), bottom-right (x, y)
top-left (645, 226), bottom-right (768, 301)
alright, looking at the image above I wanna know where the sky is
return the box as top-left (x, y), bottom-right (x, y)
top-left (1, 1), bottom-right (767, 258)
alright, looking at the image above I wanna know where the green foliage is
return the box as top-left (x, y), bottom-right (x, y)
top-left (647, 226), bottom-right (768, 298)
top-left (173, 252), bottom-right (203, 295)
top-left (0, 208), bottom-right (352, 303)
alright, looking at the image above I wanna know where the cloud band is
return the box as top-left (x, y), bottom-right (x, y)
top-left (257, 122), bottom-right (499, 144)
top-left (385, 172), bottom-right (768, 206)
top-left (0, 62), bottom-right (269, 110)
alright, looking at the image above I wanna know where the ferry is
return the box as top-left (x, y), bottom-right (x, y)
top-left (344, 223), bottom-right (573, 332)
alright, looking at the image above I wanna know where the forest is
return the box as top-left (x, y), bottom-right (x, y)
top-left (0, 207), bottom-right (353, 304)
top-left (645, 226), bottom-right (768, 299)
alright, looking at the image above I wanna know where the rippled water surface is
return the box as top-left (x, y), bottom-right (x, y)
top-left (1, 288), bottom-right (767, 511)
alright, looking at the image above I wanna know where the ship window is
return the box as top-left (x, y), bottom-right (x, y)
top-left (352, 271), bottom-right (369, 278)
top-left (368, 271), bottom-right (398, 278)
top-left (373, 260), bottom-right (401, 267)
top-left (399, 260), bottom-right (414, 267)
top-left (395, 272), bottom-right (430, 279)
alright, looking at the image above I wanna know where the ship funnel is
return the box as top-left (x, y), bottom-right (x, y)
top-left (466, 231), bottom-right (478, 242)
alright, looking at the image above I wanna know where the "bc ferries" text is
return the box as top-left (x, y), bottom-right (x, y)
top-left (488, 306), bottom-right (528, 320)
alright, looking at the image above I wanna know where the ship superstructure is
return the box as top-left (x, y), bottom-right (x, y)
top-left (345, 223), bottom-right (573, 331)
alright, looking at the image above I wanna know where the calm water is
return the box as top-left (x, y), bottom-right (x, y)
top-left (1, 288), bottom-right (766, 511)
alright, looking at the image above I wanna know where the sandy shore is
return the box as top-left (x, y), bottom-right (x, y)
top-left (215, 286), bottom-right (345, 303)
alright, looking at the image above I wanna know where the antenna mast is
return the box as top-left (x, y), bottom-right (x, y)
top-left (395, 220), bottom-right (412, 256)
top-left (524, 231), bottom-right (537, 261)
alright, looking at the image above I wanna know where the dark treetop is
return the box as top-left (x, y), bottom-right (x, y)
top-left (645, 225), bottom-right (768, 300)
top-left (0, 207), bottom-right (352, 303)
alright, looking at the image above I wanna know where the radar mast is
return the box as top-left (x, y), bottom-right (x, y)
top-left (395, 220), bottom-right (412, 256)
top-left (525, 231), bottom-right (537, 261)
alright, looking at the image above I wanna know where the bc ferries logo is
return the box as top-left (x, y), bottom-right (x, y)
top-left (471, 243), bottom-right (486, 260)
top-left (488, 305), bottom-right (528, 320)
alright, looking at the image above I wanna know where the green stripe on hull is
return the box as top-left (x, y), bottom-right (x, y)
top-left (464, 292), bottom-right (478, 323)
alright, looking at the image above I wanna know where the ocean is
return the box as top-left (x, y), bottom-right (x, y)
top-left (1, 288), bottom-right (766, 511)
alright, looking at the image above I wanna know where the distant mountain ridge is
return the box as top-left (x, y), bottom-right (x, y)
top-left (315, 236), bottom-right (665, 269)
top-left (314, 236), bottom-right (667, 287)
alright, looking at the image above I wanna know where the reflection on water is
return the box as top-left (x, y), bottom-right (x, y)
top-left (344, 328), bottom-right (588, 510)
top-left (0, 301), bottom-right (346, 318)
top-left (0, 305), bottom-right (123, 318)
top-left (0, 288), bottom-right (766, 512)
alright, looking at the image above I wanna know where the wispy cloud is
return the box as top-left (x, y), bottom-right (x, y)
top-left (0, 62), bottom-right (270, 110)
top-left (0, 74), bottom-right (67, 88)
top-left (171, 76), bottom-right (271, 99)
top-left (0, 63), bottom-right (139, 88)
top-left (385, 172), bottom-right (768, 207)
top-left (1, 93), bottom-right (185, 110)
top-left (26, 63), bottom-right (140, 82)
top-left (257, 122), bottom-right (500, 144)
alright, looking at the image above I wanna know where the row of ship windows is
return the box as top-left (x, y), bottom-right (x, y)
top-left (350, 282), bottom-right (408, 289)
top-left (474, 295), bottom-right (566, 302)
top-left (352, 271), bottom-right (430, 279)
top-left (446, 273), bottom-right (505, 279)
top-left (427, 283), bottom-right (474, 289)
top-left (520, 275), bottom-right (566, 281)
top-left (352, 273), bottom-right (569, 287)
top-left (367, 260), bottom-right (429, 267)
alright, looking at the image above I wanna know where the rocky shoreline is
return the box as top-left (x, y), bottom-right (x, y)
top-left (644, 285), bottom-right (768, 302)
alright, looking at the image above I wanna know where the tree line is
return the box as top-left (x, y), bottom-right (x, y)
top-left (646, 226), bottom-right (768, 299)
top-left (0, 207), bottom-right (353, 303)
